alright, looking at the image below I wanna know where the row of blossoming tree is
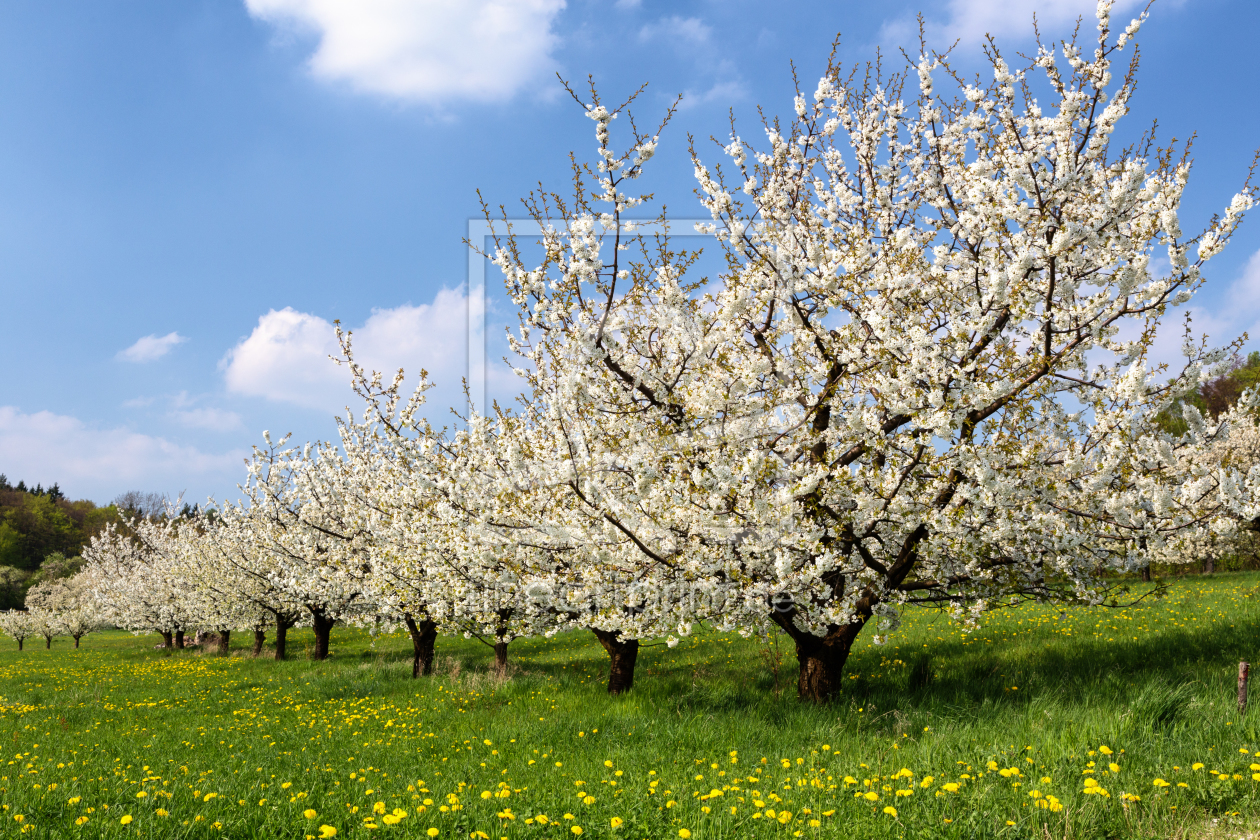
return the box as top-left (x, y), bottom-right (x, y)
top-left (6, 4), bottom-right (1260, 702)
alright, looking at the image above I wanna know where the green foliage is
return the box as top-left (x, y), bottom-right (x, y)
top-left (0, 478), bottom-right (119, 571)
top-left (1157, 350), bottom-right (1260, 435)
top-left (0, 521), bottom-right (21, 567)
top-left (0, 564), bottom-right (29, 610)
top-left (27, 551), bottom-right (85, 587)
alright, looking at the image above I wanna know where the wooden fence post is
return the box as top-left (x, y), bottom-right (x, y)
top-left (1239, 661), bottom-right (1250, 714)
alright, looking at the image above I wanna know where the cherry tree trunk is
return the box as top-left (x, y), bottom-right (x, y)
top-left (403, 615), bottom-right (437, 678)
top-left (217, 629), bottom-right (231, 655)
top-left (160, 631), bottom-right (173, 649)
top-left (591, 629), bottom-right (639, 695)
top-left (771, 613), bottom-right (867, 703)
top-left (16, 638), bottom-right (22, 652)
top-left (174, 630), bottom-right (185, 649)
top-left (493, 642), bottom-right (509, 679)
top-left (1141, 566), bottom-right (1152, 582)
top-left (252, 629), bottom-right (266, 657)
top-left (275, 622), bottom-right (291, 661)
top-left (73, 635), bottom-right (81, 649)
top-left (310, 611), bottom-right (334, 661)
top-left (44, 636), bottom-right (51, 649)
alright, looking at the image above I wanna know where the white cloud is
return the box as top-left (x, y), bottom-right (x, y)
top-left (244, 0), bottom-right (567, 103)
top-left (1125, 249), bottom-right (1260, 376)
top-left (0, 407), bottom-right (245, 502)
top-left (1228, 248), bottom-right (1260, 312)
top-left (635, 16), bottom-right (742, 112)
top-left (221, 288), bottom-right (470, 413)
top-left (117, 332), bottom-right (187, 363)
top-left (639, 16), bottom-right (711, 46)
top-left (881, 0), bottom-right (1145, 49)
top-left (171, 407), bottom-right (245, 432)
top-left (676, 79), bottom-right (746, 112)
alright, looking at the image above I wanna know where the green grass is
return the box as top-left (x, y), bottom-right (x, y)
top-left (3, 574), bottom-right (1260, 839)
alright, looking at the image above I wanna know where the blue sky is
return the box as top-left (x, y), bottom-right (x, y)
top-left (1, 0), bottom-right (1257, 506)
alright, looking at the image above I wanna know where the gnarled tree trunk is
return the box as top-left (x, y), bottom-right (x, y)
top-left (310, 610), bottom-right (334, 661)
top-left (493, 642), bottom-right (509, 679)
top-left (16, 638), bottom-right (22, 651)
top-left (44, 635), bottom-right (51, 649)
top-left (252, 629), bottom-right (266, 657)
top-left (160, 630), bottom-right (173, 649)
top-left (217, 629), bottom-right (231, 655)
top-left (275, 621), bottom-right (291, 661)
top-left (591, 629), bottom-right (639, 695)
top-left (403, 615), bottom-right (437, 678)
top-left (770, 611), bottom-right (868, 703)
top-left (73, 634), bottom-right (82, 649)
top-left (174, 629), bottom-right (185, 649)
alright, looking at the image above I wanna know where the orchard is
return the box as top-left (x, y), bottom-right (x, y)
top-left (2, 3), bottom-right (1259, 837)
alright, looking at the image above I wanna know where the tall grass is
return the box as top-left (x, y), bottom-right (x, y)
top-left (0, 574), bottom-right (1259, 838)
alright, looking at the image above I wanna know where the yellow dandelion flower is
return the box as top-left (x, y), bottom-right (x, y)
top-left (882, 806), bottom-right (897, 817)
top-left (120, 815), bottom-right (133, 825)
top-left (304, 809), bottom-right (319, 819)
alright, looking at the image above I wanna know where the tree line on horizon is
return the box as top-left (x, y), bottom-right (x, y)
top-left (0, 480), bottom-right (180, 609)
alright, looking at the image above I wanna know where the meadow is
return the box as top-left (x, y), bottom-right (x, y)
top-left (2, 574), bottom-right (1260, 839)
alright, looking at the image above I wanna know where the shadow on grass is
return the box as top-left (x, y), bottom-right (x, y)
top-left (82, 578), bottom-right (1260, 732)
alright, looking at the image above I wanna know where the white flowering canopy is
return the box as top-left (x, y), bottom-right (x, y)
top-left (479, 1), bottom-right (1259, 698)
top-left (81, 516), bottom-right (196, 638)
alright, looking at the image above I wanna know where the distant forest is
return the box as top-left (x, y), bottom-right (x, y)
top-left (0, 479), bottom-right (175, 609)
top-left (1157, 351), bottom-right (1260, 435)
